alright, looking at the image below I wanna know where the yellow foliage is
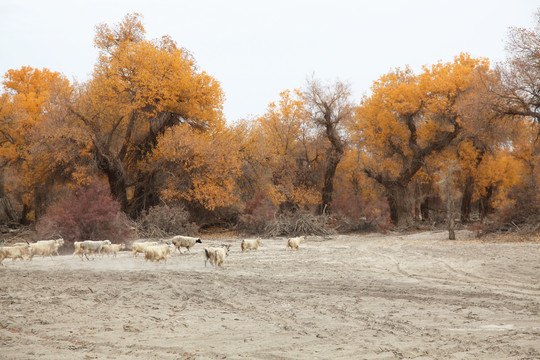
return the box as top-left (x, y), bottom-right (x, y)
top-left (475, 151), bottom-right (524, 202)
top-left (94, 13), bottom-right (145, 53)
top-left (353, 53), bottom-right (493, 184)
top-left (335, 147), bottom-right (382, 200)
top-left (249, 89), bottom-right (321, 208)
top-left (151, 124), bottom-right (241, 210)
top-left (0, 67), bottom-right (75, 211)
top-left (80, 13), bottom-right (225, 168)
top-left (1, 67), bottom-right (70, 162)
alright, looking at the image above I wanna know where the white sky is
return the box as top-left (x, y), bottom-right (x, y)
top-left (1, 0), bottom-right (538, 122)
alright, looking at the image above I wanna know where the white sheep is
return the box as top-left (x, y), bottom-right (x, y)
top-left (286, 236), bottom-right (305, 250)
top-left (170, 235), bottom-right (202, 254)
top-left (131, 241), bottom-right (158, 257)
top-left (0, 244), bottom-right (32, 264)
top-left (214, 245), bottom-right (231, 267)
top-left (204, 244), bottom-right (230, 268)
top-left (79, 240), bottom-right (112, 260)
top-left (50, 238), bottom-right (64, 255)
top-left (101, 243), bottom-right (125, 257)
top-left (24, 238), bottom-right (64, 261)
top-left (144, 244), bottom-right (170, 263)
top-left (72, 241), bottom-right (84, 259)
top-left (27, 240), bottom-right (58, 260)
top-left (36, 238), bottom-right (65, 255)
top-left (241, 238), bottom-right (261, 252)
top-left (203, 247), bottom-right (216, 267)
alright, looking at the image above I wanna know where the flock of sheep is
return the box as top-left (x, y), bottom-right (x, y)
top-left (0, 235), bottom-right (306, 268)
top-left (0, 238), bottom-right (64, 264)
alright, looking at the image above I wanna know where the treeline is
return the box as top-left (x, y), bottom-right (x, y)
top-left (0, 13), bottom-right (538, 239)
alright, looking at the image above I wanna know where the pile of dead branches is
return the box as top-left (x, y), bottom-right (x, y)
top-left (264, 213), bottom-right (336, 237)
top-left (135, 205), bottom-right (198, 239)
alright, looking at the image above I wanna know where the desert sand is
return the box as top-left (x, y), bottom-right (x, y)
top-left (1, 230), bottom-right (539, 359)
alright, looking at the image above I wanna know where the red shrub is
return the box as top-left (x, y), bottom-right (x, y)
top-left (239, 193), bottom-right (276, 234)
top-left (330, 192), bottom-right (391, 233)
top-left (37, 179), bottom-right (134, 242)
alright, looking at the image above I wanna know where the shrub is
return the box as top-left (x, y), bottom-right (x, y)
top-left (36, 179), bottom-right (134, 242)
top-left (238, 193), bottom-right (276, 234)
top-left (135, 204), bottom-right (198, 239)
top-left (483, 185), bottom-right (540, 234)
top-left (330, 193), bottom-right (391, 233)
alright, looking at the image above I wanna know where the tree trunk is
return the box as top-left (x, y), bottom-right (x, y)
top-left (34, 186), bottom-right (49, 221)
top-left (413, 181), bottom-right (421, 222)
top-left (479, 186), bottom-right (493, 220)
top-left (0, 170), bottom-right (16, 222)
top-left (304, 79), bottom-right (351, 216)
top-left (20, 203), bottom-right (31, 225)
top-left (317, 151), bottom-right (342, 215)
top-left (448, 217), bottom-right (456, 240)
top-left (385, 184), bottom-right (414, 228)
top-left (0, 196), bottom-right (16, 222)
top-left (96, 151), bottom-right (129, 212)
top-left (129, 170), bottom-right (160, 218)
top-left (105, 166), bottom-right (129, 213)
top-left (447, 190), bottom-right (456, 240)
top-left (460, 176), bottom-right (474, 223)
top-left (420, 198), bottom-right (430, 221)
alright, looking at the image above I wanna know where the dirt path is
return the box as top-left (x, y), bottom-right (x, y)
top-left (1, 230), bottom-right (539, 359)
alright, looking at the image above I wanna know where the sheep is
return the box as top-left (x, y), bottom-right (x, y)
top-left (203, 247), bottom-right (216, 267)
top-left (25, 238), bottom-right (65, 260)
top-left (286, 236), bottom-right (305, 250)
top-left (170, 235), bottom-right (202, 254)
top-left (131, 241), bottom-right (158, 257)
top-left (204, 244), bottom-right (230, 268)
top-left (49, 238), bottom-right (64, 255)
top-left (214, 245), bottom-right (230, 267)
top-left (38, 238), bottom-right (64, 255)
top-left (241, 238), bottom-right (261, 252)
top-left (144, 244), bottom-right (170, 263)
top-left (28, 240), bottom-right (59, 260)
top-left (79, 240), bottom-right (112, 260)
top-left (72, 241), bottom-right (84, 259)
top-left (101, 243), bottom-right (125, 257)
top-left (12, 242), bottom-right (36, 259)
top-left (0, 244), bottom-right (32, 264)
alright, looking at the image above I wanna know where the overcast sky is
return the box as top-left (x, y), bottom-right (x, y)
top-left (1, 0), bottom-right (538, 122)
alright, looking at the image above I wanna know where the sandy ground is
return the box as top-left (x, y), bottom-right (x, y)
top-left (1, 230), bottom-right (539, 360)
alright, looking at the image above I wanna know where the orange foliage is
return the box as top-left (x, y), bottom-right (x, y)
top-left (352, 54), bottom-right (494, 226)
top-left (0, 67), bottom-right (74, 216)
top-left (67, 14), bottom-right (225, 212)
top-left (251, 90), bottom-right (320, 208)
top-left (1, 67), bottom-right (70, 162)
top-left (356, 54), bottom-right (491, 169)
top-left (151, 124), bottom-right (242, 210)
